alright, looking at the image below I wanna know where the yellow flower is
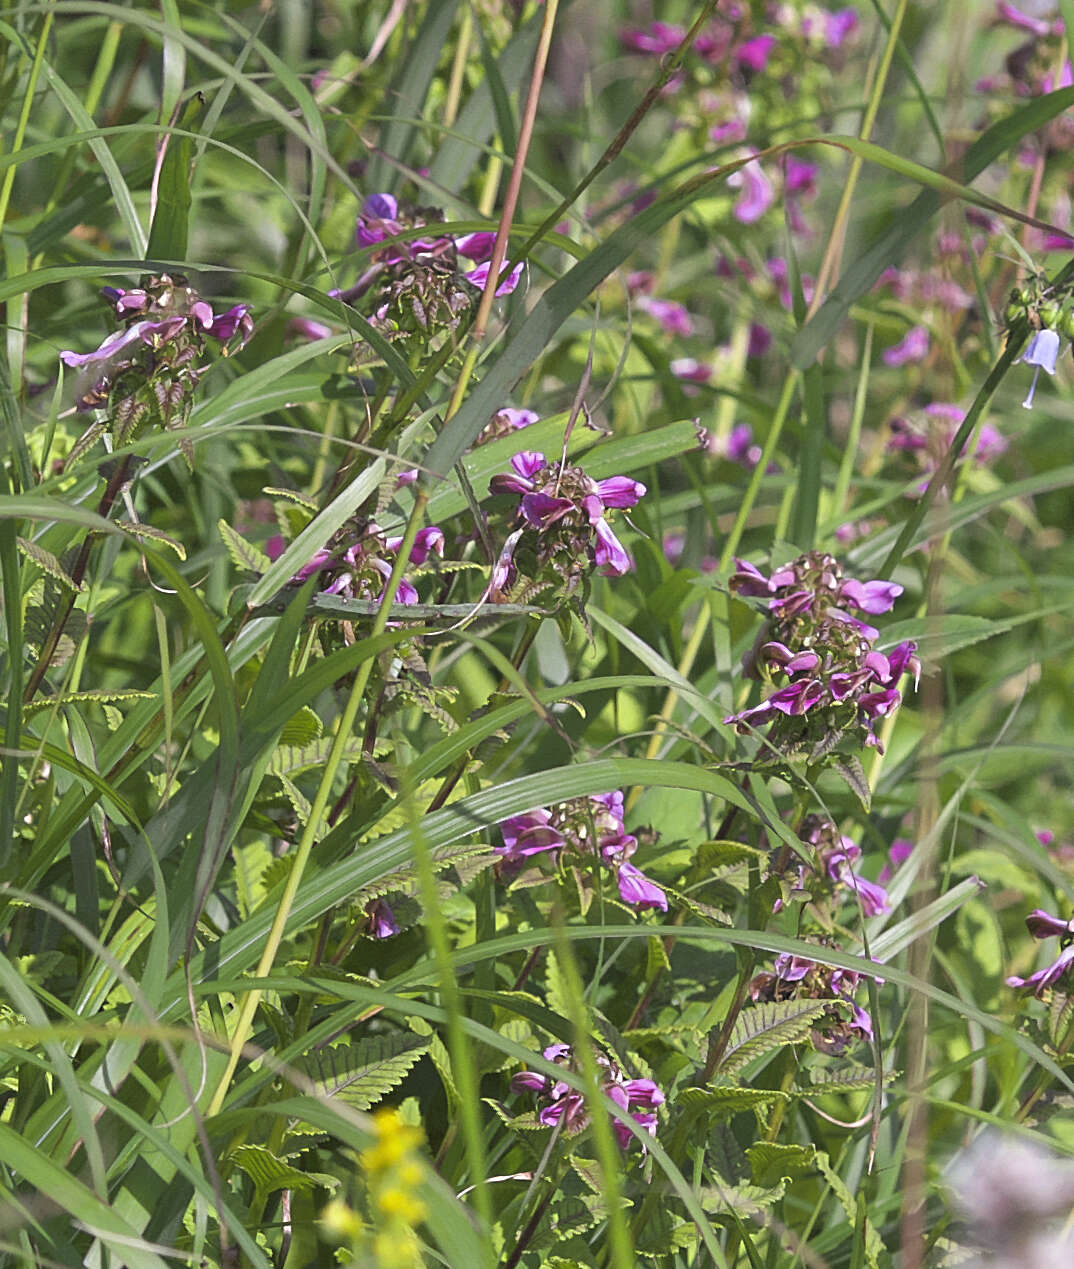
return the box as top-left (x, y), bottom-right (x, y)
top-left (320, 1197), bottom-right (364, 1240)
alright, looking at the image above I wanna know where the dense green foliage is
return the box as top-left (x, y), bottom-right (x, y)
top-left (2, 2), bottom-right (1074, 1265)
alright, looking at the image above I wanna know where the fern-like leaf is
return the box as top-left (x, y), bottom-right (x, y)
top-left (265, 486), bottom-right (318, 512)
top-left (218, 518), bottom-right (271, 573)
top-left (115, 520), bottom-right (187, 560)
top-left (16, 538), bottom-right (81, 591)
top-left (816, 1151), bottom-right (884, 1269)
top-left (230, 1143), bottom-right (339, 1195)
top-left (24, 688), bottom-right (155, 717)
top-left (718, 1000), bottom-right (831, 1077)
top-left (677, 1085), bottom-right (789, 1124)
top-left (296, 1033), bottom-right (427, 1110)
top-left (747, 1142), bottom-right (816, 1188)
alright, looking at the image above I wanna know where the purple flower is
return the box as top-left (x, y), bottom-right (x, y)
top-left (455, 231), bottom-right (497, 261)
top-left (670, 357), bottom-right (713, 383)
top-left (886, 641), bottom-right (921, 688)
top-left (60, 318), bottom-right (186, 410)
top-left (593, 518), bottom-right (632, 576)
top-left (497, 809), bottom-right (566, 867)
top-left (748, 322), bottom-right (773, 358)
top-left (496, 407), bottom-right (539, 430)
top-left (883, 324), bottom-right (930, 367)
top-left (620, 21), bottom-right (685, 55)
top-left (784, 156), bottom-right (818, 198)
top-left (735, 34), bottom-right (776, 74)
top-left (997, 2), bottom-right (1058, 36)
top-left (491, 528), bottom-right (523, 592)
top-left (288, 316), bottom-right (334, 341)
top-left (383, 525), bottom-right (445, 565)
top-left (759, 641), bottom-right (821, 675)
top-left (201, 303), bottom-right (255, 349)
top-left (709, 118), bottom-right (747, 145)
top-left (838, 577), bottom-right (903, 615)
top-left (594, 475), bottom-right (646, 509)
top-left (367, 898), bottom-right (399, 939)
top-left (1041, 60), bottom-right (1074, 93)
top-left (510, 1069), bottom-right (550, 1094)
top-left (638, 297), bottom-right (694, 337)
top-left (1007, 943), bottom-right (1074, 996)
top-left (829, 854), bottom-right (891, 916)
top-left (356, 192), bottom-right (400, 247)
top-left (539, 1090), bottom-right (588, 1132)
top-left (1025, 909), bottom-right (1074, 940)
top-left (773, 954), bottom-right (813, 983)
top-left (615, 861), bottom-right (668, 911)
top-left (514, 1044), bottom-right (664, 1149)
top-left (826, 8), bottom-right (860, 47)
top-left (489, 451), bottom-right (547, 498)
top-left (729, 153), bottom-right (774, 224)
top-left (1020, 329), bottom-right (1061, 409)
top-left (464, 259), bottom-right (524, 296)
top-left (522, 490), bottom-right (575, 528)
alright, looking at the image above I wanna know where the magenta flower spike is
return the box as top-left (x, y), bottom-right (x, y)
top-left (1020, 329), bottom-right (1061, 409)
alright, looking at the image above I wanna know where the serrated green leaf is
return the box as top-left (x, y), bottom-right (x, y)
top-left (270, 735), bottom-right (365, 778)
top-left (265, 486), bottom-right (319, 512)
top-left (483, 1097), bottom-right (544, 1132)
top-left (278, 706), bottom-right (322, 747)
top-left (677, 1085), bottom-right (789, 1123)
top-left (719, 1000), bottom-right (831, 1077)
top-left (115, 520), bottom-right (188, 560)
top-left (24, 689), bottom-right (155, 718)
top-left (16, 537), bottom-right (80, 591)
top-left (218, 518), bottom-right (271, 574)
top-left (296, 1033), bottom-right (427, 1110)
top-left (801, 1064), bottom-right (896, 1096)
top-left (832, 755), bottom-right (871, 813)
top-left (746, 1142), bottom-right (816, 1188)
top-left (230, 1143), bottom-right (339, 1195)
top-left (699, 1178), bottom-right (788, 1220)
top-left (816, 1151), bottom-right (884, 1269)
top-left (697, 840), bottom-right (769, 869)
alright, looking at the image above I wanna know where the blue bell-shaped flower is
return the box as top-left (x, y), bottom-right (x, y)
top-left (1020, 328), bottom-right (1061, 409)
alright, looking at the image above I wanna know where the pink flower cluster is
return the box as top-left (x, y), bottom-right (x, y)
top-left (511, 1043), bottom-right (664, 1148)
top-left (60, 276), bottom-right (253, 413)
top-left (271, 520), bottom-right (444, 606)
top-left (497, 791), bottom-right (667, 913)
top-left (726, 552), bottom-right (919, 751)
top-left (489, 452), bottom-right (645, 589)
top-left (750, 951), bottom-right (877, 1054)
top-left (348, 191), bottom-right (522, 297)
top-left (777, 815), bottom-right (893, 918)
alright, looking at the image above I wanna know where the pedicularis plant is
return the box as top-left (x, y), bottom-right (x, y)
top-left (5, 2), bottom-right (1074, 1266)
